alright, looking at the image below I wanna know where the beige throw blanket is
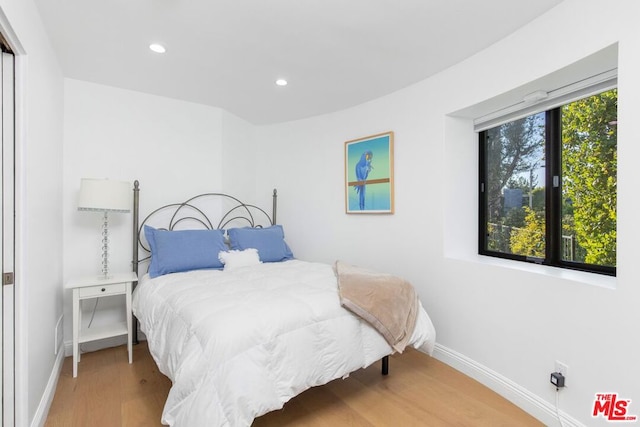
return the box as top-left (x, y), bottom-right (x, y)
top-left (334, 261), bottom-right (419, 353)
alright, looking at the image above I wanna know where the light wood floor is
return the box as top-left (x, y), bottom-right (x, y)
top-left (45, 343), bottom-right (543, 426)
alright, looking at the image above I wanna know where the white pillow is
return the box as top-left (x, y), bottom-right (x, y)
top-left (218, 248), bottom-right (261, 271)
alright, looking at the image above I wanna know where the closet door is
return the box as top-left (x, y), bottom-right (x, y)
top-left (1, 49), bottom-right (15, 427)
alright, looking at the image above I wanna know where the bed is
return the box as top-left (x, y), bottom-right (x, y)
top-left (130, 182), bottom-right (436, 426)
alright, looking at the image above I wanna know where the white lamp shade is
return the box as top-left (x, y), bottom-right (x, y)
top-left (78, 178), bottom-right (131, 212)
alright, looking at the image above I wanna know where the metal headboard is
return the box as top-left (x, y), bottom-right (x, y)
top-left (130, 180), bottom-right (278, 342)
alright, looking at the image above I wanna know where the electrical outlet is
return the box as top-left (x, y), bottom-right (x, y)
top-left (555, 360), bottom-right (568, 378)
top-left (551, 372), bottom-right (565, 388)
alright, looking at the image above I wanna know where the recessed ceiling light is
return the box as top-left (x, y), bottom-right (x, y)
top-left (275, 79), bottom-right (288, 86)
top-left (149, 43), bottom-right (166, 54)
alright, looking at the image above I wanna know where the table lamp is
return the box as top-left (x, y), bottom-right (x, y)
top-left (78, 178), bottom-right (131, 279)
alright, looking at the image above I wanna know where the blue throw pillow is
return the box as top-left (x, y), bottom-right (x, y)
top-left (144, 225), bottom-right (227, 278)
top-left (227, 225), bottom-right (294, 262)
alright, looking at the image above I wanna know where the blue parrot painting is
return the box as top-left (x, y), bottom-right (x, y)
top-left (354, 150), bottom-right (373, 210)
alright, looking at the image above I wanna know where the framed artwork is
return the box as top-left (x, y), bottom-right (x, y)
top-left (344, 131), bottom-right (394, 214)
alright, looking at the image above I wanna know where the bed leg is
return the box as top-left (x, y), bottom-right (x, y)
top-left (133, 316), bottom-right (139, 345)
top-left (381, 355), bottom-right (389, 375)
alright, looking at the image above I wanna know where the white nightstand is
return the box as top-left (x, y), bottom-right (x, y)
top-left (66, 271), bottom-right (137, 377)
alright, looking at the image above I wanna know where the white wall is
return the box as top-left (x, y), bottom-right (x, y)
top-left (254, 1), bottom-right (640, 425)
top-left (62, 79), bottom-right (228, 349)
top-left (221, 109), bottom-right (257, 201)
top-left (0, 0), bottom-right (64, 425)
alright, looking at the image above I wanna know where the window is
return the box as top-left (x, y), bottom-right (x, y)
top-left (479, 89), bottom-right (617, 276)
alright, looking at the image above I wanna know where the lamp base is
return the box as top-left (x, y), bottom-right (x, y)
top-left (100, 211), bottom-right (111, 279)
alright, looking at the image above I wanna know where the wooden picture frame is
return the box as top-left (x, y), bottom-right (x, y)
top-left (344, 131), bottom-right (394, 214)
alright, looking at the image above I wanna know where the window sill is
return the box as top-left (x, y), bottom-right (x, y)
top-left (449, 253), bottom-right (616, 290)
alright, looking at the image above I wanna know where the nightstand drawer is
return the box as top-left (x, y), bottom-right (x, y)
top-left (78, 282), bottom-right (126, 298)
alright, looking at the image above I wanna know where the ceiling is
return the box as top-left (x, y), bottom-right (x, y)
top-left (34, 0), bottom-right (564, 125)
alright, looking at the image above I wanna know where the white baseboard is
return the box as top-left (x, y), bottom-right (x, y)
top-left (432, 343), bottom-right (585, 427)
top-left (30, 342), bottom-right (65, 427)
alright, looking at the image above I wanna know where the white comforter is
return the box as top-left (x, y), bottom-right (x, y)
top-left (133, 260), bottom-right (436, 426)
